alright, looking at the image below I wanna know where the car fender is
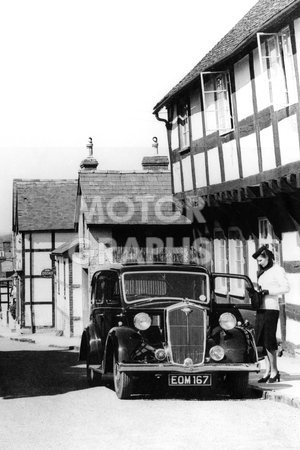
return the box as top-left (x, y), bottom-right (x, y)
top-left (218, 327), bottom-right (252, 363)
top-left (79, 324), bottom-right (102, 363)
top-left (103, 326), bottom-right (142, 373)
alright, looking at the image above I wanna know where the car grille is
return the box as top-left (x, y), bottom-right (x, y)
top-left (166, 303), bottom-right (206, 365)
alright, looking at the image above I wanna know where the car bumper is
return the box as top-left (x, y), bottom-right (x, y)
top-left (117, 362), bottom-right (260, 373)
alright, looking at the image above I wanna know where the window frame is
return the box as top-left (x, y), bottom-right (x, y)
top-left (258, 217), bottom-right (281, 264)
top-left (228, 227), bottom-right (245, 296)
top-left (213, 229), bottom-right (228, 294)
top-left (257, 27), bottom-right (297, 108)
top-left (200, 71), bottom-right (233, 136)
top-left (177, 100), bottom-right (191, 151)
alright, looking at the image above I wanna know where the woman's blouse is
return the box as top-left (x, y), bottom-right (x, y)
top-left (258, 264), bottom-right (290, 310)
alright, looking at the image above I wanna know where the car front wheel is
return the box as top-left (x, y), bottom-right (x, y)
top-left (113, 354), bottom-right (134, 399)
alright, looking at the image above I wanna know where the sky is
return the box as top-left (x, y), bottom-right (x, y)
top-left (0, 0), bottom-right (258, 234)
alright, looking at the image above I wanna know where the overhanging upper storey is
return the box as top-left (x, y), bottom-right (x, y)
top-left (153, 0), bottom-right (300, 216)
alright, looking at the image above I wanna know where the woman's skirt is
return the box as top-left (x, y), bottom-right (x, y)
top-left (255, 309), bottom-right (279, 351)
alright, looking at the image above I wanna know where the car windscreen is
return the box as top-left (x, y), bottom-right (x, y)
top-left (123, 271), bottom-right (209, 304)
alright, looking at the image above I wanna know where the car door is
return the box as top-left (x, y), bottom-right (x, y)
top-left (211, 272), bottom-right (256, 328)
top-left (100, 271), bottom-right (122, 339)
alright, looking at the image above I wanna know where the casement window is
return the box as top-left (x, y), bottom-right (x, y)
top-left (258, 217), bottom-right (281, 264)
top-left (213, 229), bottom-right (228, 292)
top-left (178, 101), bottom-right (190, 149)
top-left (257, 27), bottom-right (297, 109)
top-left (228, 228), bottom-right (245, 295)
top-left (201, 72), bottom-right (233, 135)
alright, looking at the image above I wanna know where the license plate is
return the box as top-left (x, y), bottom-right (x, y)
top-left (168, 374), bottom-right (212, 386)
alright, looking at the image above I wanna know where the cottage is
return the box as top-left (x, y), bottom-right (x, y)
top-left (153, 0), bottom-right (300, 348)
top-left (52, 141), bottom-right (195, 337)
top-left (12, 179), bottom-right (77, 331)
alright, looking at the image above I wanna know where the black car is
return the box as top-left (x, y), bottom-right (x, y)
top-left (79, 264), bottom-right (259, 399)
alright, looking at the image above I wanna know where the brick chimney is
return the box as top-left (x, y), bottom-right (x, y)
top-left (142, 137), bottom-right (169, 171)
top-left (80, 137), bottom-right (99, 171)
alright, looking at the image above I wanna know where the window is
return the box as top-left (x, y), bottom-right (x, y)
top-left (257, 28), bottom-right (297, 109)
top-left (213, 229), bottom-right (227, 292)
top-left (228, 229), bottom-right (245, 295)
top-left (258, 217), bottom-right (281, 264)
top-left (201, 72), bottom-right (233, 135)
top-left (177, 101), bottom-right (190, 149)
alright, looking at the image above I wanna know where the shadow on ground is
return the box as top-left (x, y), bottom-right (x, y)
top-left (0, 348), bottom-right (86, 400)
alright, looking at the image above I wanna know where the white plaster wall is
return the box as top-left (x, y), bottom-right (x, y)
top-left (194, 152), bottom-right (207, 188)
top-left (234, 55), bottom-right (253, 121)
top-left (240, 133), bottom-right (259, 177)
top-left (253, 48), bottom-right (270, 112)
top-left (295, 18), bottom-right (300, 82)
top-left (172, 162), bottom-right (182, 193)
top-left (25, 253), bottom-right (30, 276)
top-left (281, 231), bottom-right (300, 308)
top-left (56, 257), bottom-right (68, 333)
top-left (222, 140), bottom-right (239, 181)
top-left (286, 319), bottom-right (300, 346)
top-left (15, 233), bottom-right (22, 271)
top-left (282, 231), bottom-right (300, 261)
top-left (260, 125), bottom-right (276, 171)
top-left (284, 273), bottom-right (300, 306)
top-left (55, 232), bottom-right (77, 248)
top-left (208, 147), bottom-right (221, 185)
top-left (171, 105), bottom-right (179, 151)
top-left (182, 156), bottom-right (193, 192)
top-left (31, 233), bottom-right (52, 249)
top-left (34, 278), bottom-right (53, 302)
top-left (190, 89), bottom-right (203, 141)
top-left (278, 115), bottom-right (300, 165)
top-left (32, 252), bottom-right (52, 276)
top-left (25, 278), bottom-right (52, 303)
top-left (24, 234), bottom-right (30, 250)
top-left (25, 304), bottom-right (52, 327)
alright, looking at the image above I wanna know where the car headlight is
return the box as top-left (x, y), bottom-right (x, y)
top-left (134, 312), bottom-right (151, 331)
top-left (219, 312), bottom-right (237, 331)
top-left (209, 345), bottom-right (225, 361)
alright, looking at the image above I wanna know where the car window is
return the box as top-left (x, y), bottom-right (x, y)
top-left (93, 272), bottom-right (121, 306)
top-left (213, 275), bottom-right (252, 306)
top-left (94, 275), bottom-right (107, 305)
top-left (106, 274), bottom-right (121, 306)
top-left (123, 271), bottom-right (208, 303)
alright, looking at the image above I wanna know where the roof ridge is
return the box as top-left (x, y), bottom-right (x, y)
top-left (154, 0), bottom-right (299, 110)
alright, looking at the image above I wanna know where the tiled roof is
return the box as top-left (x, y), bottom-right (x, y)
top-left (52, 240), bottom-right (78, 255)
top-left (13, 179), bottom-right (77, 231)
top-left (153, 0), bottom-right (299, 111)
top-left (78, 171), bottom-right (190, 225)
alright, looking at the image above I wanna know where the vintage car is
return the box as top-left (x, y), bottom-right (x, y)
top-left (79, 264), bottom-right (260, 399)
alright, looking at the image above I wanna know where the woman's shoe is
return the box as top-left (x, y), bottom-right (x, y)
top-left (267, 372), bottom-right (280, 383)
top-left (258, 374), bottom-right (270, 383)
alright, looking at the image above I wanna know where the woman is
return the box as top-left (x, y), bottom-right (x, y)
top-left (252, 245), bottom-right (289, 383)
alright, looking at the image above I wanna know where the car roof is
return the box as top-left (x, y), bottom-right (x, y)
top-left (92, 263), bottom-right (209, 279)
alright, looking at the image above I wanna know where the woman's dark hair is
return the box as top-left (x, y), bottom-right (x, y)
top-left (255, 247), bottom-right (274, 277)
top-left (252, 245), bottom-right (275, 261)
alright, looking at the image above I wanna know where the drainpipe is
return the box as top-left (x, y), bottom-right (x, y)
top-left (154, 108), bottom-right (174, 191)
